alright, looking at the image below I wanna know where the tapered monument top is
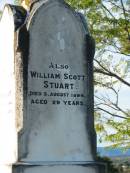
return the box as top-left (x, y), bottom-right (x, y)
top-left (27, 0), bottom-right (89, 35)
top-left (0, 0), bottom-right (101, 172)
top-left (17, 0), bottom-right (96, 163)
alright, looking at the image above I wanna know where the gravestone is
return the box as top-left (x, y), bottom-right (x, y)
top-left (0, 4), bottom-right (27, 173)
top-left (18, 0), bottom-right (96, 162)
top-left (0, 5), bottom-right (16, 165)
top-left (0, 0), bottom-right (104, 173)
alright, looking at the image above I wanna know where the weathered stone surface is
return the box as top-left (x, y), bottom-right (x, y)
top-left (0, 2), bottom-right (27, 166)
top-left (18, 0), bottom-right (96, 163)
top-left (0, 5), bottom-right (17, 164)
top-left (0, 1), bottom-right (101, 173)
top-left (13, 165), bottom-right (99, 173)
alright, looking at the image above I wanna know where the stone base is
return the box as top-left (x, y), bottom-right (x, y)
top-left (0, 165), bottom-right (12, 173)
top-left (13, 164), bottom-right (103, 173)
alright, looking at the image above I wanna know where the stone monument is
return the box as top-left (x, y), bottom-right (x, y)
top-left (0, 4), bottom-right (27, 173)
top-left (0, 0), bottom-right (105, 172)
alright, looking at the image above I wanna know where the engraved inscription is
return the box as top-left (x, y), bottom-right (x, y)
top-left (28, 62), bottom-right (87, 106)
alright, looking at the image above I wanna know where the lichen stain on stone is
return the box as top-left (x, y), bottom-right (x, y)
top-left (57, 32), bottom-right (65, 51)
top-left (15, 25), bottom-right (29, 132)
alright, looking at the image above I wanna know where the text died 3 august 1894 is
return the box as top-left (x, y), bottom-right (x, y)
top-left (28, 62), bottom-right (87, 106)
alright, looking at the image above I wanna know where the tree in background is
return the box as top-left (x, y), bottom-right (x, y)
top-left (65, 0), bottom-right (130, 149)
top-left (1, 0), bottom-right (130, 149)
top-left (97, 156), bottom-right (119, 173)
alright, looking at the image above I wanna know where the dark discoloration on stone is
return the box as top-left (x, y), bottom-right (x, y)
top-left (77, 12), bottom-right (89, 35)
top-left (12, 164), bottom-right (101, 173)
top-left (11, 0), bottom-right (100, 172)
top-left (6, 4), bottom-right (27, 31)
top-left (85, 34), bottom-right (96, 159)
top-left (13, 165), bottom-right (26, 173)
top-left (77, 5), bottom-right (96, 161)
top-left (15, 23), bottom-right (29, 160)
top-left (4, 5), bottom-right (28, 137)
top-left (17, 0), bottom-right (96, 163)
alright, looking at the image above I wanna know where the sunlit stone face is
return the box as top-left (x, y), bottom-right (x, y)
top-left (0, 6), bottom-right (17, 164)
top-left (19, 0), bottom-right (94, 163)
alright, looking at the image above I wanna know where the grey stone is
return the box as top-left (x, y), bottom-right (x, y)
top-left (17, 0), bottom-right (96, 164)
top-left (13, 165), bottom-right (99, 173)
top-left (0, 0), bottom-right (102, 173)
